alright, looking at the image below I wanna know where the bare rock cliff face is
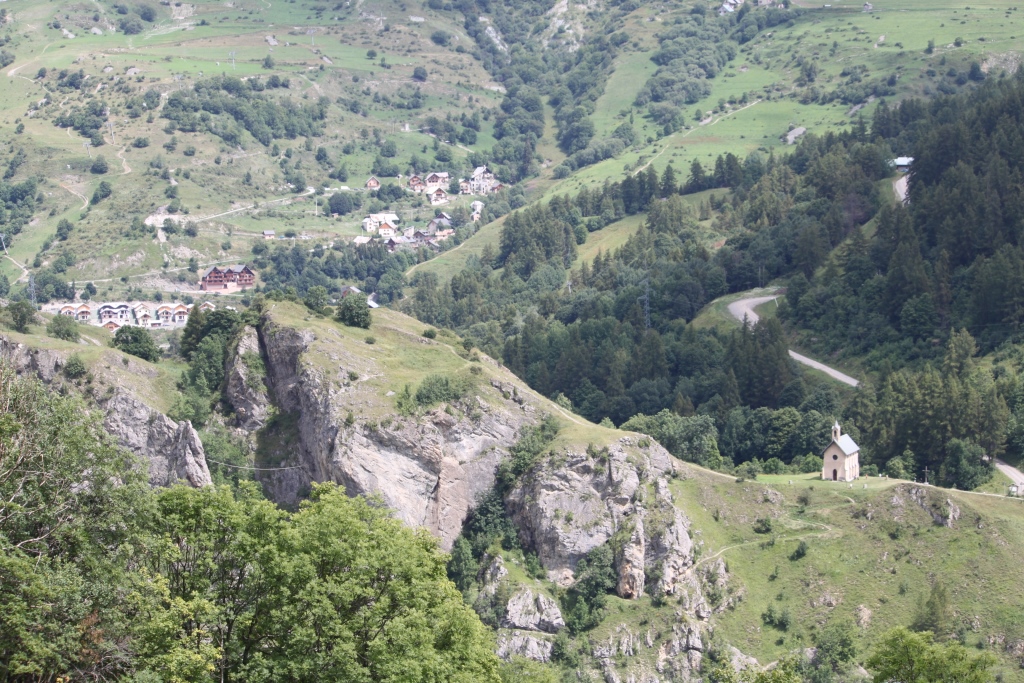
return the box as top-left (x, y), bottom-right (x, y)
top-left (0, 335), bottom-right (212, 488)
top-left (102, 389), bottom-right (213, 487)
top-left (224, 325), bottom-right (271, 430)
top-left (0, 336), bottom-right (65, 382)
top-left (505, 438), bottom-right (674, 584)
top-left (255, 319), bottom-right (536, 549)
top-left (507, 443), bottom-right (719, 679)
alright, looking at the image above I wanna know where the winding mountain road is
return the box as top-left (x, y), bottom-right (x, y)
top-left (995, 459), bottom-right (1024, 488)
top-left (727, 294), bottom-right (860, 387)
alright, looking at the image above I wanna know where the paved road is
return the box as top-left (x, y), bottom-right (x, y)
top-left (995, 459), bottom-right (1024, 488)
top-left (727, 294), bottom-right (860, 388)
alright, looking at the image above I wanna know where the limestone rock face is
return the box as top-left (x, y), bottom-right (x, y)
top-left (0, 336), bottom-right (64, 382)
top-left (496, 632), bottom-right (553, 663)
top-left (0, 335), bottom-right (212, 489)
top-left (224, 325), bottom-right (270, 430)
top-left (103, 389), bottom-right (212, 488)
top-left (254, 318), bottom-right (536, 550)
top-left (505, 438), bottom-right (673, 584)
top-left (503, 588), bottom-right (565, 633)
top-left (617, 517), bottom-right (647, 599)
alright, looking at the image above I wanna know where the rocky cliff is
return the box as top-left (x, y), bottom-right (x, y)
top-left (102, 388), bottom-right (212, 487)
top-left (0, 334), bottom-right (212, 488)
top-left (248, 309), bottom-right (542, 549)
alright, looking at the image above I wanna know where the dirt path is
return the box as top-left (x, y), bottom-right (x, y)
top-left (893, 174), bottom-right (908, 204)
top-left (727, 293), bottom-right (860, 387)
top-left (634, 100), bottom-right (761, 175)
top-left (60, 183), bottom-right (89, 210)
top-left (3, 255), bottom-right (29, 283)
top-left (117, 147), bottom-right (131, 174)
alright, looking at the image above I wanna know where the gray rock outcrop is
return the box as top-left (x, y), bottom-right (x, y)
top-left (254, 318), bottom-right (536, 550)
top-left (224, 325), bottom-right (270, 430)
top-left (503, 588), bottom-right (565, 633)
top-left (103, 389), bottom-right (212, 487)
top-left (505, 438), bottom-right (674, 584)
top-left (1, 335), bottom-right (212, 489)
top-left (496, 631), bottom-right (553, 662)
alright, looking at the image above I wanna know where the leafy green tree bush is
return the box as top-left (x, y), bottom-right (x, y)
top-left (867, 628), bottom-right (995, 683)
top-left (63, 353), bottom-right (87, 379)
top-left (6, 300), bottom-right (36, 332)
top-left (46, 314), bottom-right (79, 342)
top-left (621, 410), bottom-right (722, 469)
top-left (415, 372), bottom-right (473, 407)
top-left (336, 293), bottom-right (372, 329)
top-left (112, 325), bottom-right (160, 362)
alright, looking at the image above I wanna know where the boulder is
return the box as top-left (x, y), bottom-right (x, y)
top-left (496, 631), bottom-right (553, 662)
top-left (503, 588), bottom-right (565, 633)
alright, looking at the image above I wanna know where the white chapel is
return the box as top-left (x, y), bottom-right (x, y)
top-left (821, 422), bottom-right (860, 482)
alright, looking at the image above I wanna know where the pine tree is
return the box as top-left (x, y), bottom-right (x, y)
top-left (179, 305), bottom-right (206, 361)
top-left (686, 159), bottom-right (707, 193)
top-left (660, 164), bottom-right (677, 198)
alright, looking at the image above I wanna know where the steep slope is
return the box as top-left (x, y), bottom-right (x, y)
top-left (0, 327), bottom-right (212, 487)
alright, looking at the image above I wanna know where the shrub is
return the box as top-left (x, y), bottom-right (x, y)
top-left (90, 155), bottom-right (109, 174)
top-left (91, 181), bottom-right (112, 205)
top-left (753, 517), bottom-right (774, 534)
top-left (46, 315), bottom-right (80, 342)
top-left (415, 373), bottom-right (472, 407)
top-left (64, 353), bottom-right (87, 379)
top-left (413, 66), bottom-right (428, 82)
top-left (430, 30), bottom-right (450, 46)
top-left (790, 540), bottom-right (808, 561)
top-left (422, 328), bottom-right (437, 339)
top-left (132, 136), bottom-right (149, 148)
top-left (336, 293), bottom-right (372, 329)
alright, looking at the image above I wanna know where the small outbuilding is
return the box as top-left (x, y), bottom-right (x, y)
top-left (822, 422), bottom-right (860, 482)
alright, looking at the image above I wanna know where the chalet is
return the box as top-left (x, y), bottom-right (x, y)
top-left (408, 175), bottom-right (426, 193)
top-left (429, 188), bottom-right (449, 206)
top-left (459, 179), bottom-right (471, 195)
top-left (133, 304), bottom-right (154, 327)
top-left (59, 304), bottom-right (77, 317)
top-left (426, 215), bottom-right (452, 233)
top-left (172, 304), bottom-right (189, 324)
top-left (386, 236), bottom-right (416, 252)
top-left (468, 166), bottom-right (499, 194)
top-left (362, 212), bottom-right (400, 232)
top-left (74, 304), bottom-right (92, 322)
top-left (377, 223), bottom-right (397, 239)
top-left (413, 230), bottom-right (431, 242)
top-left (365, 176), bottom-right (381, 190)
top-left (822, 422), bottom-right (860, 482)
top-left (200, 264), bottom-right (256, 291)
top-left (263, 230), bottom-right (276, 240)
top-left (434, 228), bottom-right (455, 241)
top-left (102, 320), bottom-right (122, 332)
top-left (340, 285), bottom-right (380, 308)
top-left (156, 305), bottom-right (174, 324)
top-left (424, 172), bottom-right (449, 191)
top-left (353, 235), bottom-right (372, 245)
top-left (471, 200), bottom-right (485, 222)
top-left (198, 301), bottom-right (217, 313)
top-left (891, 156), bottom-right (914, 172)
top-left (98, 303), bottom-right (132, 323)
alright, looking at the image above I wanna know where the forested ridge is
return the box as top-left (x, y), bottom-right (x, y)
top-left (405, 71), bottom-right (1024, 489)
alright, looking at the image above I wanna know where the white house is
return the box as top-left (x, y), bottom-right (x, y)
top-left (822, 422), bottom-right (860, 482)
